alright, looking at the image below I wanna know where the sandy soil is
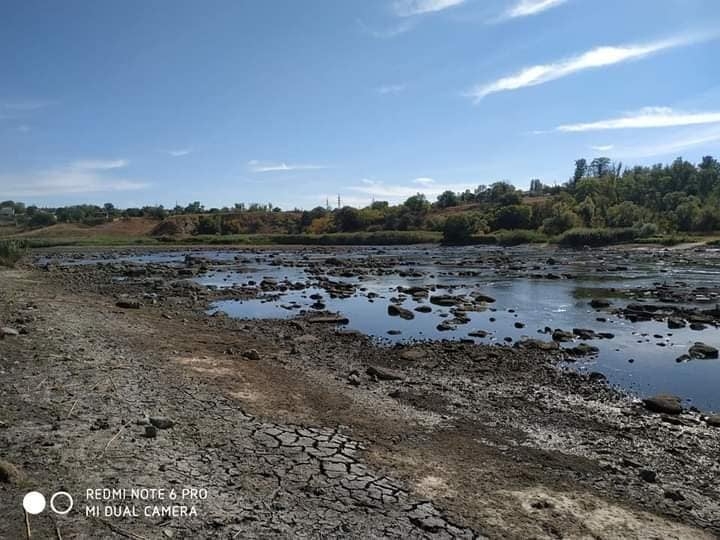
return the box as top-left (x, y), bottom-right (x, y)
top-left (0, 256), bottom-right (718, 539)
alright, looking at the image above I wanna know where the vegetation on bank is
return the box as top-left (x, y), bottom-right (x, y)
top-left (0, 239), bottom-right (28, 267)
top-left (2, 155), bottom-right (719, 248)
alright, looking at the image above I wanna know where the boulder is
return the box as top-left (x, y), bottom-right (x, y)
top-left (643, 394), bottom-right (683, 415)
top-left (0, 460), bottom-right (23, 484)
top-left (116, 300), bottom-right (141, 309)
top-left (688, 343), bottom-right (719, 359)
top-left (366, 366), bottom-right (404, 381)
top-left (387, 305), bottom-right (415, 320)
top-left (590, 299), bottom-right (611, 309)
top-left (149, 417), bottom-right (175, 430)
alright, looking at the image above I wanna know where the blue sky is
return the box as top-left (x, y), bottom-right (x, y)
top-left (1, 0), bottom-right (720, 209)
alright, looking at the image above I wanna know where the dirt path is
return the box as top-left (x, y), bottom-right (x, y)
top-left (1, 266), bottom-right (718, 539)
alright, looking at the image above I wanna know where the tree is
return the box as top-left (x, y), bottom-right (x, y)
top-left (607, 202), bottom-right (645, 228)
top-left (442, 214), bottom-right (477, 243)
top-left (334, 206), bottom-right (363, 232)
top-left (436, 190), bottom-right (459, 208)
top-left (403, 194), bottom-right (430, 213)
top-left (573, 159), bottom-right (588, 182)
top-left (493, 205), bottom-right (531, 230)
top-left (590, 157), bottom-right (612, 178)
top-left (28, 212), bottom-right (56, 229)
top-left (185, 201), bottom-right (204, 214)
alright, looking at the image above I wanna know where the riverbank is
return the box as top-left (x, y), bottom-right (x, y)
top-left (0, 250), bottom-right (718, 538)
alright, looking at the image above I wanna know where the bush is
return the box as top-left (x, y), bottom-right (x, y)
top-left (442, 214), bottom-right (477, 244)
top-left (557, 228), bottom-right (638, 247)
top-left (28, 212), bottom-right (57, 229)
top-left (495, 229), bottom-right (547, 246)
top-left (0, 239), bottom-right (28, 266)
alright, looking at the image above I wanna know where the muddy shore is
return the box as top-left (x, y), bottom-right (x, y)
top-left (1, 246), bottom-right (719, 539)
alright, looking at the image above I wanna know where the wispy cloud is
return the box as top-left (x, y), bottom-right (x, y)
top-left (393, 0), bottom-right (467, 17)
top-left (555, 107), bottom-right (720, 132)
top-left (503, 0), bottom-right (567, 19)
top-left (466, 36), bottom-right (697, 102)
top-left (358, 19), bottom-right (415, 38)
top-left (350, 177), bottom-right (472, 202)
top-left (166, 148), bottom-right (192, 157)
top-left (589, 144), bottom-right (614, 152)
top-left (248, 160), bottom-right (328, 173)
top-left (613, 127), bottom-right (720, 159)
top-left (1, 99), bottom-right (54, 112)
top-left (376, 84), bottom-right (407, 95)
top-left (0, 159), bottom-right (147, 197)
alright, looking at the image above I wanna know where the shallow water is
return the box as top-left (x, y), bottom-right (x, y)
top-left (40, 245), bottom-right (720, 410)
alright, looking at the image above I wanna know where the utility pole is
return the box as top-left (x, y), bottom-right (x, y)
top-left (337, 195), bottom-right (341, 209)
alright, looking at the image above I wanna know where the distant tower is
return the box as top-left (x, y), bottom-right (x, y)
top-left (337, 195), bottom-right (341, 209)
top-left (326, 197), bottom-right (330, 211)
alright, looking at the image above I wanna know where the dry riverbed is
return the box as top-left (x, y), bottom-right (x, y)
top-left (1, 247), bottom-right (719, 539)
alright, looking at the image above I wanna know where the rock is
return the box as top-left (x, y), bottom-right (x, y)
top-left (588, 371), bottom-right (607, 382)
top-left (366, 366), bottom-right (404, 381)
top-left (552, 329), bottom-right (574, 342)
top-left (243, 349), bottom-right (261, 360)
top-left (347, 372), bottom-right (361, 386)
top-left (705, 414), bottom-right (720, 427)
top-left (515, 339), bottom-right (559, 351)
top-left (116, 300), bottom-right (141, 309)
top-left (473, 293), bottom-right (496, 303)
top-left (468, 330), bottom-right (489, 338)
top-left (667, 317), bottom-right (686, 329)
top-left (307, 316), bottom-right (349, 325)
top-left (149, 417), bottom-right (174, 430)
top-left (573, 328), bottom-right (597, 340)
top-left (689, 322), bottom-right (707, 331)
top-left (566, 343), bottom-right (599, 357)
top-left (429, 295), bottom-right (460, 307)
top-left (590, 299), bottom-right (611, 309)
top-left (639, 469), bottom-right (657, 483)
top-left (514, 322), bottom-right (525, 329)
top-left (1, 327), bottom-right (19, 337)
top-left (643, 394), bottom-right (683, 415)
top-left (414, 305), bottom-right (432, 313)
top-left (0, 460), bottom-right (23, 484)
top-left (399, 349), bottom-right (427, 361)
top-left (387, 305), bottom-right (415, 320)
top-left (664, 490), bottom-right (685, 502)
top-left (688, 342), bottom-right (718, 359)
top-left (145, 425), bottom-right (158, 438)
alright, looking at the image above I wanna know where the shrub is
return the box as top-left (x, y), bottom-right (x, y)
top-left (0, 239), bottom-right (28, 267)
top-left (28, 212), bottom-right (57, 229)
top-left (442, 214), bottom-right (477, 244)
top-left (557, 227), bottom-right (638, 247)
top-left (495, 229), bottom-right (547, 246)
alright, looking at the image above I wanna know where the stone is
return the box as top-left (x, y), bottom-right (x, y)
top-left (705, 414), bottom-right (720, 427)
top-left (643, 394), bottom-right (683, 415)
top-left (667, 317), bottom-right (686, 329)
top-left (307, 316), bottom-right (349, 325)
top-left (116, 300), bottom-right (141, 309)
top-left (688, 343), bottom-right (718, 359)
top-left (243, 349), bottom-right (261, 360)
top-left (387, 305), bottom-right (415, 320)
top-left (366, 366), bottom-right (404, 381)
top-left (589, 299), bottom-right (611, 309)
top-left (1, 327), bottom-right (19, 337)
top-left (639, 469), bottom-right (657, 483)
top-left (552, 329), bottom-right (574, 342)
top-left (0, 460), bottom-right (23, 484)
top-left (145, 425), bottom-right (158, 438)
top-left (149, 417), bottom-right (175, 430)
top-left (414, 305), bottom-right (432, 313)
top-left (514, 339), bottom-right (559, 351)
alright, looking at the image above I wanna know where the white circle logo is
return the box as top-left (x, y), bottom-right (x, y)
top-left (50, 492), bottom-right (74, 515)
top-left (23, 492), bottom-right (46, 515)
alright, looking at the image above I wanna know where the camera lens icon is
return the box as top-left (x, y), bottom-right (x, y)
top-left (23, 491), bottom-right (74, 515)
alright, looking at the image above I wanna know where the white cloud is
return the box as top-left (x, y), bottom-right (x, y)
top-left (467, 36), bottom-right (696, 102)
top-left (71, 159), bottom-right (128, 170)
top-left (503, 0), bottom-right (567, 19)
top-left (358, 19), bottom-right (415, 38)
top-left (393, 0), bottom-right (467, 17)
top-left (248, 160), bottom-right (328, 173)
top-left (589, 144), bottom-right (614, 152)
top-left (413, 177), bottom-right (436, 185)
top-left (350, 178), bottom-right (473, 202)
top-left (1, 99), bottom-right (54, 112)
top-left (377, 84), bottom-right (407, 95)
top-left (0, 159), bottom-right (147, 197)
top-left (556, 107), bottom-right (720, 132)
top-left (167, 148), bottom-right (192, 157)
top-left (614, 127), bottom-right (720, 159)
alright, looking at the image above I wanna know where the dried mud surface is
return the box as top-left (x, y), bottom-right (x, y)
top-left (1, 247), bottom-right (719, 539)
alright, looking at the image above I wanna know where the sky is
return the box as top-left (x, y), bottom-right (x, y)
top-left (1, 0), bottom-right (720, 210)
